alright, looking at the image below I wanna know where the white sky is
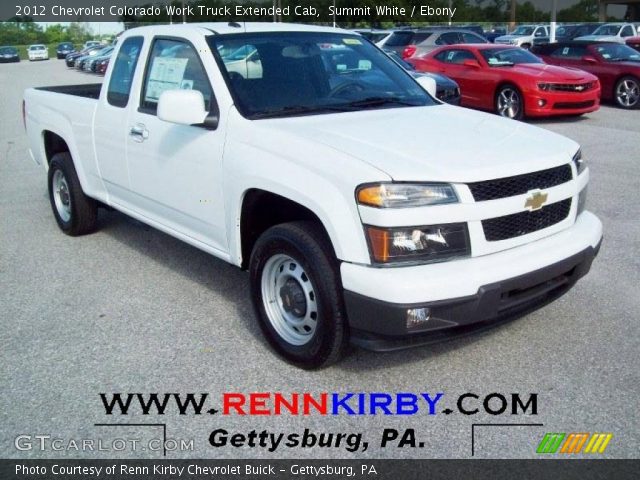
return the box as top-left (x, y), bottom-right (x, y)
top-left (38, 22), bottom-right (124, 35)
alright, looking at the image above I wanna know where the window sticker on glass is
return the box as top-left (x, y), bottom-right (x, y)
top-left (358, 59), bottom-right (372, 70)
top-left (145, 57), bottom-right (189, 102)
top-left (343, 38), bottom-right (362, 45)
top-left (562, 47), bottom-right (569, 55)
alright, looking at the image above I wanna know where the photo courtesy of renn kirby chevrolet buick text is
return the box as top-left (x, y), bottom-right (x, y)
top-left (24, 22), bottom-right (602, 369)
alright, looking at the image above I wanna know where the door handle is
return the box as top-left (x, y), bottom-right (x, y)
top-left (129, 123), bottom-right (149, 142)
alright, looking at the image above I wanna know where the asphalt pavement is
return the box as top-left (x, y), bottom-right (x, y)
top-left (1, 58), bottom-right (638, 459)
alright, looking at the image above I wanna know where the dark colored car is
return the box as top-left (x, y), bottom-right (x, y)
top-left (484, 28), bottom-right (507, 43)
top-left (627, 36), bottom-right (640, 52)
top-left (65, 45), bottom-right (102, 67)
top-left (385, 50), bottom-right (461, 105)
top-left (532, 41), bottom-right (640, 109)
top-left (56, 42), bottom-right (75, 59)
top-left (96, 57), bottom-right (110, 75)
top-left (76, 46), bottom-right (111, 70)
top-left (0, 46), bottom-right (20, 63)
top-left (532, 23), bottom-right (601, 46)
top-left (84, 46), bottom-right (114, 72)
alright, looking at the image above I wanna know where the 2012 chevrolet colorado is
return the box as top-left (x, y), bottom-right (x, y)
top-left (24, 23), bottom-right (603, 368)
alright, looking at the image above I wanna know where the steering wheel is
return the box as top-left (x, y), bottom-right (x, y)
top-left (328, 81), bottom-right (366, 98)
top-left (227, 71), bottom-right (244, 82)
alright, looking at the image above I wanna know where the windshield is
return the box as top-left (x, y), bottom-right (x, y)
top-left (593, 24), bottom-right (622, 36)
top-left (58, 43), bottom-right (73, 48)
top-left (0, 47), bottom-right (17, 54)
top-left (594, 43), bottom-right (640, 62)
top-left (208, 32), bottom-right (435, 119)
top-left (511, 26), bottom-right (534, 36)
top-left (30, 45), bottom-right (45, 50)
top-left (481, 47), bottom-right (543, 66)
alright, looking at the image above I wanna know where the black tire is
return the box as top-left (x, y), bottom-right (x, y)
top-left (47, 152), bottom-right (97, 236)
top-left (495, 84), bottom-right (524, 120)
top-left (614, 76), bottom-right (640, 109)
top-left (249, 221), bottom-right (348, 369)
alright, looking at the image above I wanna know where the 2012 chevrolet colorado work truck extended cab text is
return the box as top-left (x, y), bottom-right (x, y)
top-left (24, 23), bottom-right (603, 368)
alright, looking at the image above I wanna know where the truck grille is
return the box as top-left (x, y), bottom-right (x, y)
top-left (468, 164), bottom-right (572, 201)
top-left (482, 198), bottom-right (572, 241)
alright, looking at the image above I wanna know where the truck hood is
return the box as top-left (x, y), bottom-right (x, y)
top-left (495, 34), bottom-right (527, 41)
top-left (575, 35), bottom-right (622, 42)
top-left (252, 105), bottom-right (578, 182)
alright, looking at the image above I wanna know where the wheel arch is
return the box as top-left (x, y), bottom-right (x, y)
top-left (238, 189), bottom-right (337, 270)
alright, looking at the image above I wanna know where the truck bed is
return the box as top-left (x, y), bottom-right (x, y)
top-left (35, 83), bottom-right (102, 100)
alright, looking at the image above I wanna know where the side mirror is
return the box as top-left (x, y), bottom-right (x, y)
top-left (463, 59), bottom-right (481, 68)
top-left (158, 89), bottom-right (217, 128)
top-left (415, 75), bottom-right (437, 98)
top-left (582, 55), bottom-right (597, 64)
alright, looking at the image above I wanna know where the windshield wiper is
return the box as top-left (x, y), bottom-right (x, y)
top-left (250, 104), bottom-right (351, 119)
top-left (340, 96), bottom-right (423, 109)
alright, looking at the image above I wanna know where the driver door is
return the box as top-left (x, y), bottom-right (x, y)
top-left (125, 37), bottom-right (228, 254)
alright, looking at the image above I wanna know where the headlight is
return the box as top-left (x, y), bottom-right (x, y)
top-left (357, 183), bottom-right (458, 208)
top-left (573, 149), bottom-right (586, 175)
top-left (365, 223), bottom-right (470, 264)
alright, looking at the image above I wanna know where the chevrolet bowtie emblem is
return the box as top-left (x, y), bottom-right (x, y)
top-left (524, 191), bottom-right (548, 211)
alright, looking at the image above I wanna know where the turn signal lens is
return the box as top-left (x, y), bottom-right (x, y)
top-left (357, 183), bottom-right (458, 208)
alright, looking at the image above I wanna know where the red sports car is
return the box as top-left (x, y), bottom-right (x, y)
top-left (408, 44), bottom-right (601, 120)
top-left (627, 36), bottom-right (640, 52)
top-left (533, 41), bottom-right (640, 109)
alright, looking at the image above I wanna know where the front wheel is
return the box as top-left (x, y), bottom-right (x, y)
top-left (614, 76), bottom-right (640, 109)
top-left (495, 85), bottom-right (524, 120)
top-left (249, 221), bottom-right (348, 369)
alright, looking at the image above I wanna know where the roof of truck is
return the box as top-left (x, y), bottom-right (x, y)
top-left (125, 22), bottom-right (347, 36)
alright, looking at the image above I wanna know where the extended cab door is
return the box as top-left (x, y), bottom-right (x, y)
top-left (94, 36), bottom-right (144, 197)
top-left (125, 36), bottom-right (227, 254)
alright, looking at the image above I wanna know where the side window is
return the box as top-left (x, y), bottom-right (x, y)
top-left (436, 33), bottom-right (461, 46)
top-left (461, 32), bottom-right (482, 43)
top-left (107, 36), bottom-right (143, 108)
top-left (622, 26), bottom-right (634, 37)
top-left (140, 38), bottom-right (213, 114)
top-left (436, 49), bottom-right (475, 64)
top-left (552, 46), bottom-right (587, 58)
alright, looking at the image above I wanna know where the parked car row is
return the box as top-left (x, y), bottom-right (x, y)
top-left (64, 43), bottom-right (114, 74)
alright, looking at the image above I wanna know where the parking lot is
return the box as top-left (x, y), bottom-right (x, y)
top-left (1, 58), bottom-right (638, 459)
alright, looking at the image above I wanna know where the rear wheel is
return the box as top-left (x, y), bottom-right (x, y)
top-left (249, 221), bottom-right (347, 369)
top-left (614, 76), bottom-right (640, 109)
top-left (495, 85), bottom-right (524, 120)
top-left (48, 152), bottom-right (97, 235)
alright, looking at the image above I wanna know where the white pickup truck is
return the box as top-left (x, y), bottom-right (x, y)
top-left (24, 23), bottom-right (602, 368)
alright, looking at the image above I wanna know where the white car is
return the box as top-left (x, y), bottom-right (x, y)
top-left (575, 23), bottom-right (637, 44)
top-left (23, 23), bottom-right (602, 368)
top-left (495, 25), bottom-right (549, 49)
top-left (27, 44), bottom-right (49, 61)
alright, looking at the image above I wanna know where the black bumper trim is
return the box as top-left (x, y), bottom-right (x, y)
top-left (345, 241), bottom-right (601, 352)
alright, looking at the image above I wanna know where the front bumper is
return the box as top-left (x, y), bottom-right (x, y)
top-left (342, 211), bottom-right (602, 351)
top-left (525, 89), bottom-right (601, 117)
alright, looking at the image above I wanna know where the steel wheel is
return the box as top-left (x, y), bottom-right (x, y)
top-left (615, 77), bottom-right (640, 108)
top-left (496, 86), bottom-right (523, 119)
top-left (260, 254), bottom-right (318, 346)
top-left (52, 169), bottom-right (72, 222)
